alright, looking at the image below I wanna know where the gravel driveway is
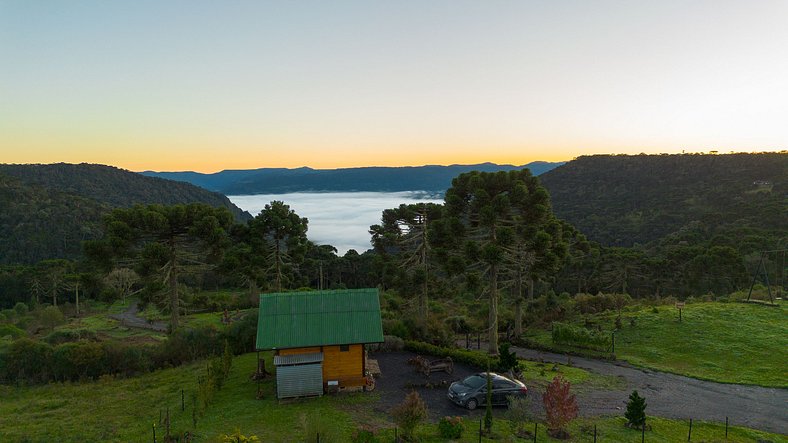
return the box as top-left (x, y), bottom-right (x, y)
top-left (369, 349), bottom-right (788, 435)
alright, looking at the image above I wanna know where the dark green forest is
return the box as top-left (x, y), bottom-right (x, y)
top-left (0, 163), bottom-right (250, 264)
top-left (540, 152), bottom-right (787, 249)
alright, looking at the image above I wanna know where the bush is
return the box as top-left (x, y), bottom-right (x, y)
top-left (404, 340), bottom-right (498, 370)
top-left (574, 293), bottom-right (631, 314)
top-left (507, 395), bottom-right (533, 437)
top-left (351, 426), bottom-right (379, 443)
top-left (391, 391), bottom-right (427, 441)
top-left (300, 412), bottom-right (343, 443)
top-left (551, 322), bottom-right (610, 350)
top-left (497, 343), bottom-right (518, 373)
top-left (0, 324), bottom-right (26, 339)
top-left (43, 329), bottom-right (97, 345)
top-left (543, 375), bottom-right (578, 438)
top-left (13, 302), bottom-right (28, 317)
top-left (370, 335), bottom-right (404, 352)
top-left (0, 338), bottom-right (53, 383)
top-left (437, 416), bottom-right (464, 439)
top-left (38, 306), bottom-right (65, 330)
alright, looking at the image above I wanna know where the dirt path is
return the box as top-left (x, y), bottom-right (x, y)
top-left (109, 300), bottom-right (168, 333)
top-left (375, 348), bottom-right (787, 435)
top-left (509, 346), bottom-right (787, 435)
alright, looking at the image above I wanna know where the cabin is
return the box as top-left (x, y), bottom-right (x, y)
top-left (255, 288), bottom-right (384, 399)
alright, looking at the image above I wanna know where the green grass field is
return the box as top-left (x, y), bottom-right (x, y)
top-left (1, 351), bottom-right (785, 442)
top-left (525, 301), bottom-right (788, 387)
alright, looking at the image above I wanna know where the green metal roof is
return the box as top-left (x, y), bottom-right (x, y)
top-left (255, 288), bottom-right (384, 350)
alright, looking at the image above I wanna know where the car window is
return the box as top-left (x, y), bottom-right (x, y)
top-left (492, 380), bottom-right (509, 389)
top-left (462, 375), bottom-right (486, 389)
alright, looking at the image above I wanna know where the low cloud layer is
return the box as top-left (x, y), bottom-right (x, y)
top-left (229, 192), bottom-right (443, 255)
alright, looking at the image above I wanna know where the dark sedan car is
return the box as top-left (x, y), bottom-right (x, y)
top-left (447, 372), bottom-right (527, 410)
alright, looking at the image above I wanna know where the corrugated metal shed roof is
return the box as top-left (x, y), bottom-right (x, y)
top-left (256, 288), bottom-right (384, 350)
top-left (273, 352), bottom-right (324, 366)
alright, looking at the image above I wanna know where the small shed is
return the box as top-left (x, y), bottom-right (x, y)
top-left (256, 288), bottom-right (384, 399)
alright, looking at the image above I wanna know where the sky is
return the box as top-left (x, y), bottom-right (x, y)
top-left (1, 0), bottom-right (787, 173)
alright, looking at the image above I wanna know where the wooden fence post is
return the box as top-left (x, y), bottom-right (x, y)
top-left (725, 416), bottom-right (729, 439)
top-left (688, 418), bottom-right (693, 441)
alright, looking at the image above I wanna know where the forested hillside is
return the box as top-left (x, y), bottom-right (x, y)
top-left (0, 164), bottom-right (250, 264)
top-left (540, 153), bottom-right (787, 250)
top-left (0, 163), bottom-right (249, 219)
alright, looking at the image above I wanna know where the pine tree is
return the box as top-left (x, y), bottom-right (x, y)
top-left (625, 390), bottom-right (647, 428)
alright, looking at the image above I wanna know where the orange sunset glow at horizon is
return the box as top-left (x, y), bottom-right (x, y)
top-left (1, 1), bottom-right (786, 173)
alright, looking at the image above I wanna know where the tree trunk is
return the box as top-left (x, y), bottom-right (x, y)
top-left (514, 269), bottom-right (524, 337)
top-left (75, 283), bottom-right (80, 316)
top-left (248, 279), bottom-right (258, 304)
top-left (275, 241), bottom-right (282, 292)
top-left (489, 263), bottom-right (499, 355)
top-left (514, 297), bottom-right (523, 337)
top-left (419, 228), bottom-right (428, 322)
top-left (169, 240), bottom-right (179, 331)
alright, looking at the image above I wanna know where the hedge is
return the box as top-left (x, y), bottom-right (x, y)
top-left (404, 340), bottom-right (500, 370)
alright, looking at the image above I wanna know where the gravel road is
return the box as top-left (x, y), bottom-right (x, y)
top-left (370, 349), bottom-right (788, 435)
top-left (108, 300), bottom-right (168, 332)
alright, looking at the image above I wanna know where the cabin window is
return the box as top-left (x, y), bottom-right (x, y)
top-left (340, 344), bottom-right (350, 352)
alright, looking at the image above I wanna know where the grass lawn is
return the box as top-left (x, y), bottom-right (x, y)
top-left (524, 301), bottom-right (788, 387)
top-left (2, 351), bottom-right (785, 442)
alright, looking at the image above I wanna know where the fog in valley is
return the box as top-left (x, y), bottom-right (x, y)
top-left (229, 192), bottom-right (442, 255)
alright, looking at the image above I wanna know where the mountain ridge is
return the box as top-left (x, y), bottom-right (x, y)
top-left (140, 161), bottom-right (564, 194)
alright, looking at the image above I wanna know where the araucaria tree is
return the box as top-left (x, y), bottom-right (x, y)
top-left (86, 204), bottom-right (233, 331)
top-left (434, 170), bottom-right (562, 355)
top-left (370, 202), bottom-right (442, 323)
top-left (543, 375), bottom-right (578, 439)
top-left (253, 201), bottom-right (308, 292)
top-left (625, 390), bottom-right (647, 429)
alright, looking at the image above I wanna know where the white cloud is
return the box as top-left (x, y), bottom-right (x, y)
top-left (229, 192), bottom-right (443, 255)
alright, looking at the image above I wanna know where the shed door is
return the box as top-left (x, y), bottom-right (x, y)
top-left (277, 363), bottom-right (323, 399)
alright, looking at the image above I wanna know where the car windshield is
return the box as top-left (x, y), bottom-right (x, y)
top-left (462, 375), bottom-right (487, 389)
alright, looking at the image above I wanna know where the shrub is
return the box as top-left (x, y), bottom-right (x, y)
top-left (437, 416), bottom-right (464, 439)
top-left (13, 302), bottom-right (28, 317)
top-left (1, 338), bottom-right (53, 383)
top-left (391, 391), bottom-right (427, 441)
top-left (220, 429), bottom-right (259, 443)
top-left (38, 306), bottom-right (65, 330)
top-left (404, 340), bottom-right (499, 370)
top-left (225, 313), bottom-right (257, 355)
top-left (382, 319), bottom-right (408, 338)
top-left (497, 343), bottom-right (518, 373)
top-left (300, 412), bottom-right (343, 443)
top-left (43, 329), bottom-right (97, 345)
top-left (507, 395), bottom-right (533, 437)
top-left (624, 390), bottom-right (647, 428)
top-left (0, 324), bottom-right (26, 340)
top-left (551, 322), bottom-right (610, 350)
top-left (351, 426), bottom-right (379, 443)
top-left (543, 375), bottom-right (578, 439)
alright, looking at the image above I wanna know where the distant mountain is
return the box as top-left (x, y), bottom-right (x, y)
top-left (539, 153), bottom-right (788, 249)
top-left (141, 161), bottom-right (564, 194)
top-left (0, 163), bottom-right (251, 264)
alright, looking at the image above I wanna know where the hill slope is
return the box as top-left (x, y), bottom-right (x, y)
top-left (539, 153), bottom-right (788, 248)
top-left (0, 163), bottom-right (251, 264)
top-left (141, 161), bottom-right (564, 194)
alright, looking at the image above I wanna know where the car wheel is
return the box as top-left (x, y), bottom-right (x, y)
top-left (466, 398), bottom-right (478, 410)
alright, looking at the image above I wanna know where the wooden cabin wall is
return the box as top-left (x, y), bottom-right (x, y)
top-left (323, 345), bottom-right (364, 387)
